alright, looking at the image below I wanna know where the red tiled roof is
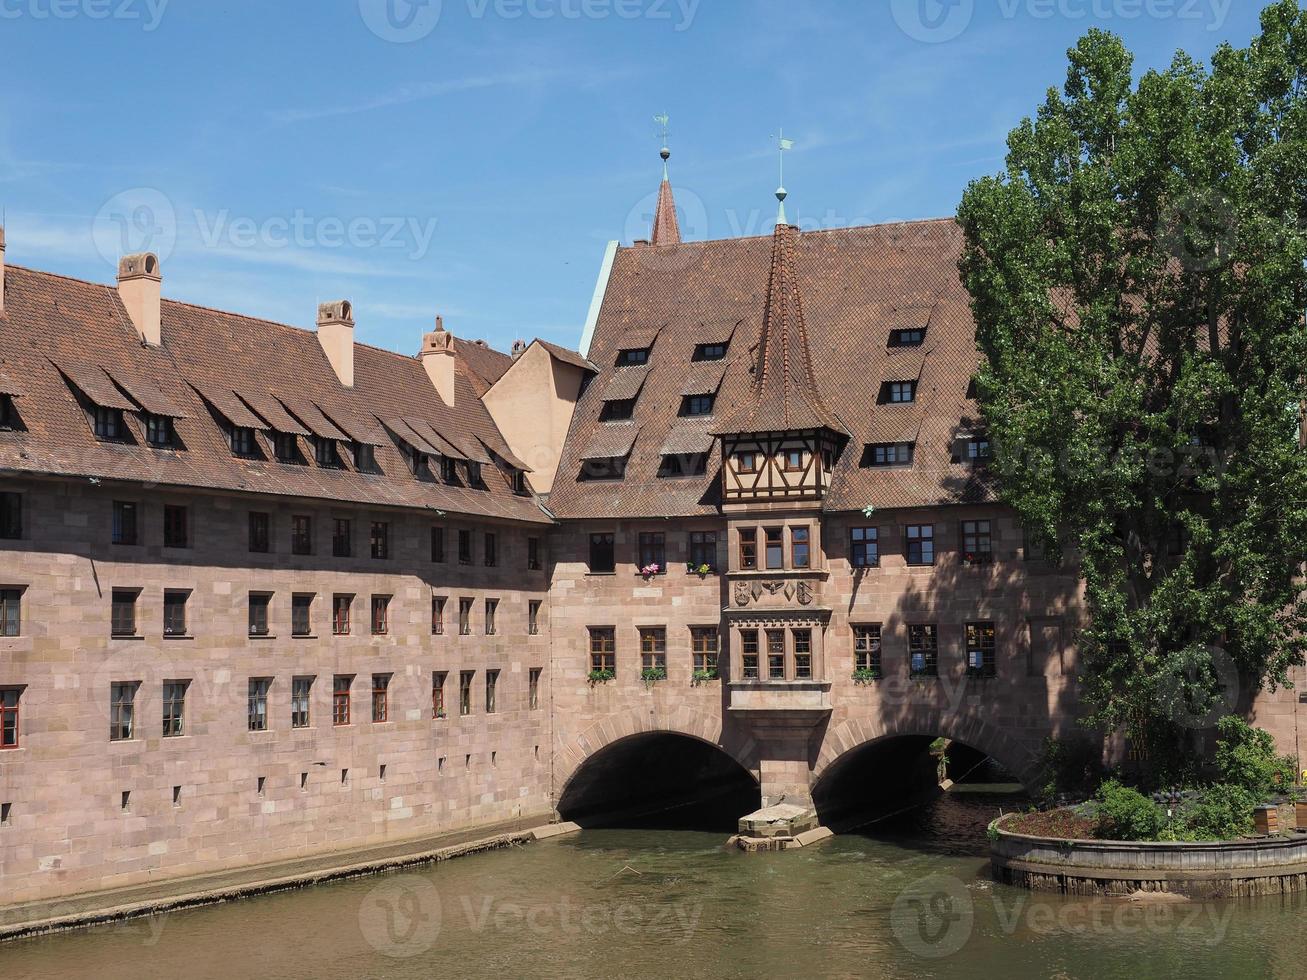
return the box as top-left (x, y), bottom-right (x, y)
top-left (549, 217), bottom-right (992, 519)
top-left (0, 265), bottom-right (549, 525)
top-left (534, 339), bottom-right (597, 373)
top-left (651, 179), bottom-right (681, 247)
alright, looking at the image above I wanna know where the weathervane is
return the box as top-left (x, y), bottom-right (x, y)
top-left (770, 129), bottom-right (795, 224)
top-left (654, 112), bottom-right (671, 178)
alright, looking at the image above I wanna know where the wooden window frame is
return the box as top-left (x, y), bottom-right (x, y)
top-left (764, 527), bottom-right (785, 570)
top-left (966, 622), bottom-right (997, 678)
top-left (291, 676), bottom-right (312, 729)
top-left (589, 627), bottom-right (616, 675)
top-left (741, 629), bottom-right (760, 679)
top-left (332, 676), bottom-right (352, 726)
top-left (905, 524), bottom-right (935, 566)
top-left (0, 687), bottom-right (20, 748)
top-left (249, 511), bottom-right (271, 553)
top-left (162, 681), bottom-right (187, 737)
top-left (691, 627), bottom-right (719, 674)
top-left (739, 528), bottom-right (758, 571)
top-left (370, 595), bottom-right (390, 636)
top-left (371, 674), bottom-right (390, 723)
top-left (909, 624), bottom-right (939, 678)
top-left (332, 594), bottom-right (352, 636)
top-left (639, 627), bottom-right (667, 671)
top-left (790, 526), bottom-right (811, 569)
top-left (370, 521), bottom-right (390, 560)
top-left (853, 625), bottom-right (883, 678)
top-left (291, 515), bottom-right (313, 556)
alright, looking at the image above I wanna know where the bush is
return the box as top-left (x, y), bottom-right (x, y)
top-left (1214, 716), bottom-right (1297, 797)
top-left (1093, 780), bottom-right (1167, 841)
top-left (1182, 784), bottom-right (1257, 841)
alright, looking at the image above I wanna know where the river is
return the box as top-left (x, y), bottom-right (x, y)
top-left (5, 794), bottom-right (1304, 979)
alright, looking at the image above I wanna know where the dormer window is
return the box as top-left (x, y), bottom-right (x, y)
top-left (865, 442), bottom-right (914, 467)
top-left (511, 470), bottom-right (528, 495)
top-left (617, 348), bottom-right (649, 367)
top-left (680, 394), bottom-right (715, 417)
top-left (402, 446), bottom-right (430, 479)
top-left (144, 414), bottom-right (175, 448)
top-left (0, 395), bottom-right (15, 430)
top-left (694, 342), bottom-right (728, 362)
top-left (274, 432), bottom-right (300, 464)
top-left (465, 461), bottom-right (483, 486)
top-left (658, 452), bottom-right (708, 478)
top-left (230, 426), bottom-right (256, 456)
top-left (440, 456), bottom-right (457, 484)
top-left (94, 406), bottom-right (124, 441)
top-left (600, 398), bottom-right (636, 422)
top-left (314, 437), bottom-right (342, 469)
top-left (889, 328), bottom-right (926, 347)
top-left (355, 443), bottom-right (376, 472)
top-left (883, 381), bottom-right (917, 404)
top-left (966, 437), bottom-right (991, 464)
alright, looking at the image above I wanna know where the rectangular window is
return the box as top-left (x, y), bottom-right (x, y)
top-left (315, 437), bottom-right (341, 468)
top-left (432, 596), bottom-right (446, 635)
top-left (431, 526), bottom-right (446, 563)
top-left (432, 672), bottom-right (448, 719)
top-left (459, 598), bottom-right (473, 635)
top-left (248, 593), bottom-right (271, 637)
top-left (739, 528), bottom-right (758, 570)
top-left (529, 668), bottom-right (542, 710)
top-left (332, 675), bottom-right (352, 726)
top-left (966, 437), bottom-right (992, 464)
top-left (370, 595), bottom-right (389, 635)
top-left (736, 451), bottom-right (758, 474)
top-left (248, 678), bottom-right (270, 732)
top-left (94, 405), bottom-right (123, 440)
top-left (793, 629), bottom-right (813, 679)
top-left (905, 525), bottom-right (935, 566)
top-left (589, 627), bottom-right (616, 676)
top-left (370, 521), bottom-right (390, 560)
top-left (741, 629), bottom-right (760, 679)
top-left (791, 527), bottom-right (811, 569)
top-left (111, 589), bottom-right (138, 637)
top-left (291, 676), bottom-right (312, 729)
top-left (333, 518), bottom-right (352, 558)
top-left (909, 625), bottom-right (939, 678)
top-left (966, 622), bottom-right (997, 678)
top-left (589, 533), bottom-right (616, 574)
top-left (688, 531), bottom-right (717, 569)
top-left (890, 328), bottom-right (926, 347)
top-left (867, 442), bottom-right (914, 467)
top-left (112, 500), bottom-right (138, 546)
top-left (0, 688), bottom-right (19, 748)
top-left (163, 505), bottom-right (189, 548)
top-left (458, 529), bottom-right (472, 565)
top-left (527, 537), bottom-right (541, 570)
top-left (0, 589), bottom-right (21, 637)
top-left (109, 682), bottom-right (137, 740)
top-left (485, 598), bottom-right (498, 635)
top-left (162, 681), bottom-right (187, 737)
top-left (372, 674), bottom-right (390, 723)
top-left (782, 448), bottom-right (806, 471)
top-left (886, 381), bottom-right (917, 404)
top-left (292, 594), bottom-right (314, 637)
top-left (274, 432), bottom-right (298, 463)
top-left (640, 627), bottom-right (667, 673)
top-left (528, 600), bottom-right (541, 635)
top-left (617, 348), bottom-right (649, 366)
top-left (0, 493), bottom-right (20, 540)
top-left (248, 512), bottom-right (270, 553)
top-left (0, 394), bottom-right (15, 430)
top-left (355, 442), bottom-right (375, 472)
top-left (163, 590), bottom-right (188, 637)
top-left (961, 520), bottom-right (993, 565)
top-left (600, 398), bottom-right (636, 422)
top-left (291, 515), bottom-right (312, 555)
top-left (145, 414), bottom-right (173, 448)
top-left (764, 527), bottom-right (784, 570)
top-left (638, 532), bottom-right (665, 573)
top-left (230, 426), bottom-right (256, 456)
top-left (332, 594), bottom-right (351, 636)
top-left (485, 670), bottom-right (499, 714)
top-left (766, 630), bottom-right (786, 680)
top-left (680, 394), bottom-right (715, 417)
top-left (484, 532), bottom-right (497, 567)
top-left (851, 527), bottom-right (879, 568)
top-left (692, 627), bottom-right (719, 674)
top-left (853, 625), bottom-right (883, 678)
top-left (459, 670), bottom-right (474, 716)
top-left (440, 456), bottom-right (457, 484)
top-left (694, 342), bottom-right (728, 361)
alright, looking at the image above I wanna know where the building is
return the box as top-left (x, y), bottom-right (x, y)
top-left (0, 154), bottom-right (1303, 905)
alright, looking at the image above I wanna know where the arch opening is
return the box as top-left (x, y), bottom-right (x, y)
top-left (812, 735), bottom-right (1022, 834)
top-left (558, 733), bottom-right (760, 831)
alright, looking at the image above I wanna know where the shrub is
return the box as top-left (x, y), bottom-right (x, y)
top-left (1214, 716), bottom-right (1297, 797)
top-left (1182, 784), bottom-right (1257, 841)
top-left (1093, 780), bottom-right (1167, 841)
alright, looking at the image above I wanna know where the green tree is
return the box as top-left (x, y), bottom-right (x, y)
top-left (957, 2), bottom-right (1307, 773)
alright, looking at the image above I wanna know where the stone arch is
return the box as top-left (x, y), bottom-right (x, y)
top-left (553, 706), bottom-right (757, 805)
top-left (813, 710), bottom-right (1042, 793)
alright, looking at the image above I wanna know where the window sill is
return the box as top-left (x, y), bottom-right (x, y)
top-left (248, 633), bottom-right (278, 640)
top-left (585, 571), bottom-right (617, 577)
top-left (111, 634), bottom-right (145, 642)
top-left (730, 568), bottom-right (829, 580)
top-left (162, 634), bottom-right (194, 641)
top-left (292, 634), bottom-right (318, 640)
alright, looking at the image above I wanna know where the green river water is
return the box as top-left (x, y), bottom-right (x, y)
top-left (4, 794), bottom-right (1305, 979)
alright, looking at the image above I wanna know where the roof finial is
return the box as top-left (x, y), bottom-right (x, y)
top-left (655, 112), bottom-right (671, 180)
top-left (771, 129), bottom-right (794, 226)
top-left (650, 112), bottom-right (681, 246)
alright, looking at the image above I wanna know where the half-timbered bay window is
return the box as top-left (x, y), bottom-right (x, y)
top-left (851, 527), bottom-right (879, 568)
top-left (639, 628), bottom-right (666, 676)
top-left (853, 625), bottom-right (882, 679)
top-left (961, 520), bottom-right (992, 565)
top-left (966, 622), bottom-right (997, 678)
top-left (905, 524), bottom-right (935, 566)
top-left (736, 450), bottom-right (759, 474)
top-left (741, 630), bottom-right (760, 679)
top-left (589, 627), bottom-right (616, 678)
top-left (692, 628), bottom-right (719, 676)
top-left (909, 625), bottom-right (939, 678)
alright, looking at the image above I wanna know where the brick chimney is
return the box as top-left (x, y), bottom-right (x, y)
top-left (317, 300), bottom-right (355, 387)
top-left (118, 252), bottom-right (161, 346)
top-left (0, 225), bottom-right (6, 314)
top-left (420, 315), bottom-right (457, 407)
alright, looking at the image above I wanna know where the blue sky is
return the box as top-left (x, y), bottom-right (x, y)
top-left (0, 0), bottom-right (1264, 355)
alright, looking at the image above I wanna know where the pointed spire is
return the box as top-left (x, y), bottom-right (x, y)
top-left (650, 143), bottom-right (681, 246)
top-left (715, 222), bottom-right (846, 436)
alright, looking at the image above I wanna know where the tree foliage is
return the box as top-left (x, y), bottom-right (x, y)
top-left (957, 1), bottom-right (1307, 766)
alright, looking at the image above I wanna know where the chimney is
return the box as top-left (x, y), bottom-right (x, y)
top-left (511, 338), bottom-right (527, 359)
top-left (317, 300), bottom-right (355, 387)
top-left (0, 225), bottom-right (6, 314)
top-left (419, 315), bottom-right (457, 407)
top-left (118, 252), bottom-right (161, 346)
